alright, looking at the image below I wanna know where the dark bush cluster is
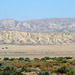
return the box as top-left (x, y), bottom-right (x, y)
top-left (0, 65), bottom-right (23, 75)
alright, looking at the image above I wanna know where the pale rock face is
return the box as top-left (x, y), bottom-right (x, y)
top-left (0, 30), bottom-right (75, 45)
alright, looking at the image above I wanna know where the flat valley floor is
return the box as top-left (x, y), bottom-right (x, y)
top-left (0, 44), bottom-right (75, 59)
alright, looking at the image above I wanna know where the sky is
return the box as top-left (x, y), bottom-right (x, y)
top-left (0, 0), bottom-right (75, 21)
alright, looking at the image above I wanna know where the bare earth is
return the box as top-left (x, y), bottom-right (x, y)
top-left (0, 44), bottom-right (75, 59)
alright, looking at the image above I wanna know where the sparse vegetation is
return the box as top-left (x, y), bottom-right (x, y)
top-left (0, 56), bottom-right (75, 75)
top-left (38, 71), bottom-right (50, 75)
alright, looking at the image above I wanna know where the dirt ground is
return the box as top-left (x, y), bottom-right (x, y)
top-left (0, 44), bottom-right (75, 59)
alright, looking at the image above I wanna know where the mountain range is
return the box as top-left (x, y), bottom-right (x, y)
top-left (0, 18), bottom-right (75, 45)
top-left (0, 18), bottom-right (75, 32)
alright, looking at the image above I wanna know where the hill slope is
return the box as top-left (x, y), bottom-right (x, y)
top-left (0, 18), bottom-right (75, 32)
top-left (0, 31), bottom-right (75, 45)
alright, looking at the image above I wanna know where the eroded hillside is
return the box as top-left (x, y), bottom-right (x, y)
top-left (0, 18), bottom-right (75, 32)
top-left (0, 31), bottom-right (75, 45)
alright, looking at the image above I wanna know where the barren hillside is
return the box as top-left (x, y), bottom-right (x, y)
top-left (0, 18), bottom-right (75, 32)
top-left (0, 30), bottom-right (75, 45)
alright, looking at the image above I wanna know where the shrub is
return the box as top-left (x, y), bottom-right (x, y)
top-left (67, 69), bottom-right (75, 75)
top-left (25, 58), bottom-right (30, 62)
top-left (0, 62), bottom-right (2, 66)
top-left (10, 58), bottom-right (15, 61)
top-left (40, 57), bottom-right (50, 61)
top-left (56, 57), bottom-right (64, 61)
top-left (52, 57), bottom-right (57, 60)
top-left (21, 66), bottom-right (25, 72)
top-left (38, 71), bottom-right (50, 75)
top-left (44, 57), bottom-right (50, 60)
top-left (34, 58), bottom-right (39, 61)
top-left (0, 65), bottom-right (23, 75)
top-left (54, 65), bottom-right (70, 74)
top-left (40, 58), bottom-right (46, 61)
top-left (65, 57), bottom-right (72, 59)
top-left (21, 66), bottom-right (31, 72)
top-left (53, 63), bottom-right (59, 66)
top-left (61, 60), bottom-right (67, 63)
top-left (18, 57), bottom-right (24, 60)
top-left (3, 57), bottom-right (9, 61)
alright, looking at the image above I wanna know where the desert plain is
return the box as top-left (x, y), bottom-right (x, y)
top-left (0, 44), bottom-right (75, 59)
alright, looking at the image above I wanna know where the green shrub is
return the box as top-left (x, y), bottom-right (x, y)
top-left (38, 71), bottom-right (50, 75)
top-left (18, 57), bottom-right (24, 60)
top-left (61, 60), bottom-right (67, 63)
top-left (0, 65), bottom-right (23, 75)
top-left (25, 58), bottom-right (30, 62)
top-left (10, 58), bottom-right (15, 61)
top-left (21, 66), bottom-right (31, 72)
top-left (0, 62), bottom-right (2, 66)
top-left (21, 66), bottom-right (25, 72)
top-left (67, 69), bottom-right (75, 75)
top-left (65, 57), bottom-right (72, 59)
top-left (3, 57), bottom-right (9, 61)
top-left (54, 65), bottom-right (70, 74)
top-left (52, 57), bottom-right (57, 60)
top-left (56, 57), bottom-right (64, 61)
top-left (40, 57), bottom-right (50, 61)
top-left (44, 57), bottom-right (50, 60)
top-left (40, 58), bottom-right (46, 61)
top-left (53, 63), bottom-right (59, 66)
top-left (34, 58), bottom-right (39, 61)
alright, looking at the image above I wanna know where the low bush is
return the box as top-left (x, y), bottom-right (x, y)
top-left (34, 58), bottom-right (39, 61)
top-left (18, 57), bottom-right (24, 60)
top-left (54, 65), bottom-right (70, 74)
top-left (67, 69), bottom-right (75, 75)
top-left (9, 58), bottom-right (15, 61)
top-left (3, 57), bottom-right (9, 61)
top-left (40, 58), bottom-right (46, 61)
top-left (44, 57), bottom-right (50, 60)
top-left (0, 65), bottom-right (23, 75)
top-left (25, 58), bottom-right (30, 62)
top-left (65, 57), bottom-right (72, 59)
top-left (38, 71), bottom-right (50, 75)
top-left (21, 66), bottom-right (31, 72)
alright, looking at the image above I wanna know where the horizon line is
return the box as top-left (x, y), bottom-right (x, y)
top-left (0, 17), bottom-right (75, 22)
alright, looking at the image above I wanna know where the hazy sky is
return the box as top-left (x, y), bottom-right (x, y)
top-left (0, 0), bottom-right (75, 21)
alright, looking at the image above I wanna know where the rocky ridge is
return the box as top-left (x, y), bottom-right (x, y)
top-left (0, 30), bottom-right (75, 45)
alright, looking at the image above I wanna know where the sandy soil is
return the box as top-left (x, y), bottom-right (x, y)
top-left (0, 44), bottom-right (75, 59)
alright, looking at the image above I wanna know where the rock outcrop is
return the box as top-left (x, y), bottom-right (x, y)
top-left (0, 30), bottom-right (75, 45)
